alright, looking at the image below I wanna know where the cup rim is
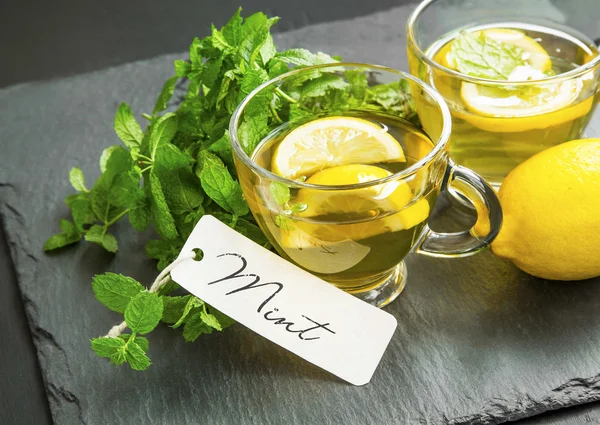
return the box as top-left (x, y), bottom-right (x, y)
top-left (406, 0), bottom-right (600, 86)
top-left (229, 62), bottom-right (452, 191)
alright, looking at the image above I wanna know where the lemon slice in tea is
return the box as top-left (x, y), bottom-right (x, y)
top-left (296, 164), bottom-right (412, 218)
top-left (460, 78), bottom-right (583, 118)
top-left (281, 164), bottom-right (429, 247)
top-left (271, 117), bottom-right (405, 179)
top-left (455, 29), bottom-right (589, 132)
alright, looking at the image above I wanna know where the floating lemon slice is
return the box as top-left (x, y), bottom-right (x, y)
top-left (271, 117), bottom-right (405, 179)
top-left (280, 164), bottom-right (429, 248)
top-left (296, 164), bottom-right (412, 218)
top-left (460, 78), bottom-right (582, 117)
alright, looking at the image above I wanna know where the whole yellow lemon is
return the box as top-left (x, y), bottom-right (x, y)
top-left (491, 139), bottom-right (600, 281)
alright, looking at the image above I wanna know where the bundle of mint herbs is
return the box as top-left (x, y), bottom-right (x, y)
top-left (44, 8), bottom-right (417, 370)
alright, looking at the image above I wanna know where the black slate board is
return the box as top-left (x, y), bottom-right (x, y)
top-left (2, 4), bottom-right (600, 424)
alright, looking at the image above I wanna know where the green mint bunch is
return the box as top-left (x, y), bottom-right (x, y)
top-left (42, 9), bottom-right (339, 371)
top-left (44, 8), bottom-right (418, 370)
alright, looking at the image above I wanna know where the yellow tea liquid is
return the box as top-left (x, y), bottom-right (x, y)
top-left (421, 23), bottom-right (599, 186)
top-left (241, 112), bottom-right (438, 291)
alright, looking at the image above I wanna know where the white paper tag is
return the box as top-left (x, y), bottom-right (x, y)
top-left (170, 215), bottom-right (397, 386)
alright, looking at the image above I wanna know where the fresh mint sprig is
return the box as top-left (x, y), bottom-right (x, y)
top-left (45, 8), bottom-right (417, 370)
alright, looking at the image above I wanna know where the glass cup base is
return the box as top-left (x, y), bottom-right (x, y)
top-left (346, 261), bottom-right (407, 308)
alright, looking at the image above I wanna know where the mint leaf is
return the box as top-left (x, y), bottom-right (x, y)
top-left (153, 76), bottom-right (179, 115)
top-left (288, 103), bottom-right (311, 121)
top-left (113, 103), bottom-right (143, 148)
top-left (275, 48), bottom-right (314, 65)
top-left (148, 171), bottom-right (178, 240)
top-left (238, 113), bottom-right (268, 154)
top-left (300, 74), bottom-right (349, 98)
top-left (200, 307), bottom-right (222, 331)
top-left (110, 348), bottom-right (127, 365)
top-left (119, 334), bottom-right (149, 352)
top-left (92, 272), bottom-right (144, 313)
top-left (269, 182), bottom-right (290, 205)
top-left (172, 296), bottom-right (204, 328)
top-left (161, 295), bottom-right (192, 324)
top-left (43, 219), bottom-right (81, 251)
top-left (216, 71), bottom-right (235, 113)
top-left (69, 167), bottom-right (87, 192)
top-left (110, 170), bottom-right (142, 209)
top-left (275, 214), bottom-right (293, 231)
top-left (200, 159), bottom-right (249, 216)
top-left (66, 193), bottom-right (95, 231)
top-left (211, 307), bottom-right (236, 329)
top-left (189, 39), bottom-right (203, 70)
top-left (154, 144), bottom-right (204, 214)
top-left (211, 24), bottom-right (231, 50)
top-left (240, 16), bottom-right (279, 66)
top-left (124, 291), bottom-right (163, 335)
top-left (145, 238), bottom-right (182, 271)
top-left (448, 31), bottom-right (525, 79)
top-left (149, 113), bottom-right (178, 160)
top-left (90, 147), bottom-right (132, 224)
top-left (238, 68), bottom-right (269, 103)
top-left (174, 60), bottom-right (191, 77)
top-left (182, 312), bottom-right (214, 342)
top-left (84, 224), bottom-right (105, 243)
top-left (345, 70), bottom-right (368, 102)
top-left (129, 197), bottom-right (151, 232)
top-left (125, 340), bottom-right (151, 370)
top-left (207, 131), bottom-right (235, 169)
top-left (101, 232), bottom-right (118, 252)
top-left (290, 202), bottom-right (307, 213)
top-left (91, 337), bottom-right (127, 364)
top-left (275, 49), bottom-right (317, 66)
top-left (267, 59), bottom-right (290, 78)
top-left (243, 12), bottom-right (268, 34)
top-left (84, 225), bottom-right (117, 252)
top-left (260, 34), bottom-right (276, 65)
top-left (196, 151), bottom-right (225, 175)
top-left (201, 56), bottom-right (223, 88)
top-left (222, 7), bottom-right (243, 46)
top-left (99, 145), bottom-right (119, 173)
top-left (275, 48), bottom-right (333, 66)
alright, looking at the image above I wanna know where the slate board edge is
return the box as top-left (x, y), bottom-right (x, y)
top-left (1, 15), bottom-right (600, 425)
top-left (0, 186), bottom-right (85, 424)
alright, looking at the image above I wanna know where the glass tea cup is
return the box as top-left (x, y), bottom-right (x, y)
top-left (406, 0), bottom-right (600, 187)
top-left (229, 63), bottom-right (502, 307)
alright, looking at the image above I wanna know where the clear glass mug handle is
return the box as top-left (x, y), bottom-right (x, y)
top-left (415, 162), bottom-right (503, 258)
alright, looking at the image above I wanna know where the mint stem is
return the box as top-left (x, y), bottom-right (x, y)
top-left (105, 209), bottom-right (129, 227)
top-left (270, 103), bottom-right (283, 124)
top-left (132, 152), bottom-right (153, 162)
top-left (275, 88), bottom-right (297, 104)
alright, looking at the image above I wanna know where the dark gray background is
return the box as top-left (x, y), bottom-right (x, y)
top-left (0, 0), bottom-right (398, 88)
top-left (1, 1), bottom-right (600, 424)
